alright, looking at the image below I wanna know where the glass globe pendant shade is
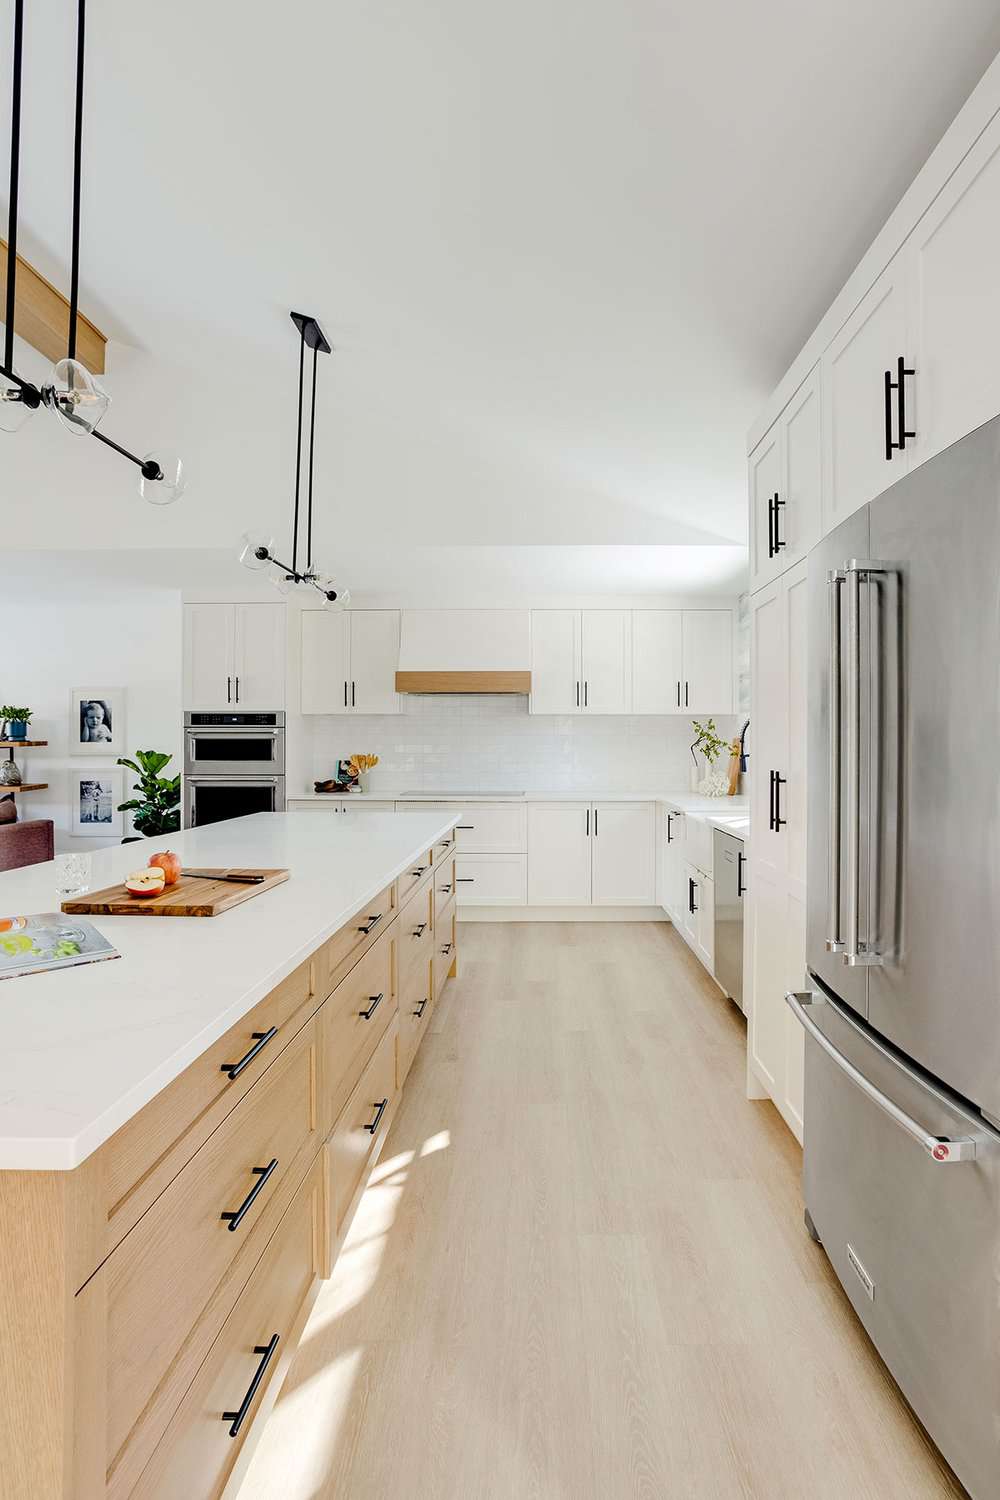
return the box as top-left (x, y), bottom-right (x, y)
top-left (238, 531), bottom-right (276, 571)
top-left (0, 372), bottom-right (38, 434)
top-left (319, 578), bottom-right (351, 610)
top-left (139, 451), bottom-right (186, 505)
top-left (46, 357), bottom-right (110, 435)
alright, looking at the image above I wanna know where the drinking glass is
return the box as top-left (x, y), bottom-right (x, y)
top-left (55, 852), bottom-right (92, 899)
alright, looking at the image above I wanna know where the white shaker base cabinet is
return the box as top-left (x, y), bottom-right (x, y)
top-left (681, 861), bottom-right (714, 974)
top-left (527, 804), bottom-right (592, 905)
top-left (526, 802), bottom-right (655, 907)
top-left (591, 802), bottom-right (656, 905)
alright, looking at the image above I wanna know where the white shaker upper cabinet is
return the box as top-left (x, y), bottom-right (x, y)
top-left (748, 422), bottom-right (782, 592)
top-left (232, 604), bottom-right (285, 710)
top-left (749, 368), bottom-right (821, 594)
top-left (347, 611), bottom-right (400, 714)
top-left (300, 611), bottom-right (350, 715)
top-left (580, 610), bottom-right (631, 714)
top-left (529, 610), bottom-right (580, 715)
top-left (906, 116), bottom-right (1000, 471)
top-left (632, 610), bottom-right (684, 714)
top-left (681, 611), bottom-right (733, 714)
top-left (183, 604), bottom-right (236, 710)
top-left (822, 262), bottom-right (910, 531)
top-left (591, 802), bottom-right (655, 905)
top-left (527, 803), bottom-right (593, 905)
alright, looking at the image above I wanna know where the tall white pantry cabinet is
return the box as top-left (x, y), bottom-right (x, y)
top-left (745, 51), bottom-right (1000, 1142)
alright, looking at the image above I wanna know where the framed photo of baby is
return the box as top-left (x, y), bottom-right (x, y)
top-left (71, 687), bottom-right (126, 756)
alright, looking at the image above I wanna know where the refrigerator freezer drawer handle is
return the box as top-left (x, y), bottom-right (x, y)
top-left (785, 991), bottom-right (978, 1163)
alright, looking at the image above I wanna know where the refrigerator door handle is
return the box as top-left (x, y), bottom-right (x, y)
top-left (844, 558), bottom-right (892, 967)
top-left (785, 991), bottom-right (978, 1163)
top-left (827, 569), bottom-right (845, 952)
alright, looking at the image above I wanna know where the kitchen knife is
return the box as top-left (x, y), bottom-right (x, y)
top-left (181, 869), bottom-right (268, 884)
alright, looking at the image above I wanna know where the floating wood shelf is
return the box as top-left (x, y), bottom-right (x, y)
top-left (0, 783), bottom-right (48, 793)
top-left (0, 740), bottom-right (48, 749)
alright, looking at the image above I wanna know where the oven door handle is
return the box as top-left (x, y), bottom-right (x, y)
top-left (785, 990), bottom-right (978, 1163)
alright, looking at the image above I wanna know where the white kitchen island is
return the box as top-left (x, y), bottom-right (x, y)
top-left (0, 809), bottom-right (459, 1500)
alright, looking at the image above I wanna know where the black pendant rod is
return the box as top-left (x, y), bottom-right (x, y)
top-left (306, 342), bottom-right (318, 571)
top-left (91, 426), bottom-right (161, 479)
top-left (4, 0), bottom-right (25, 375)
top-left (291, 327), bottom-right (305, 576)
top-left (67, 0), bottom-right (86, 361)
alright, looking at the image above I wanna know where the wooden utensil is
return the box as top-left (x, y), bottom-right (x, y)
top-left (62, 869), bottom-right (289, 918)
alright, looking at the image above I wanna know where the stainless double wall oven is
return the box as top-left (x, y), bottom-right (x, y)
top-left (183, 711), bottom-right (285, 828)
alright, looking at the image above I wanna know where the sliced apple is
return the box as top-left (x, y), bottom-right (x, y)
top-left (125, 869), bottom-right (166, 899)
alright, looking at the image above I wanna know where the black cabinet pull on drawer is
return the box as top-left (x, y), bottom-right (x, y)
top-left (221, 1028), bottom-right (277, 1082)
top-left (359, 992), bottom-right (384, 1021)
top-left (357, 911), bottom-right (384, 935)
top-left (441, 942), bottom-right (453, 955)
top-left (456, 877), bottom-right (474, 883)
top-left (455, 824), bottom-right (475, 830)
top-left (412, 922), bottom-right (427, 937)
top-left (365, 1097), bottom-right (389, 1135)
top-left (410, 865), bottom-right (428, 876)
top-left (221, 1158), bottom-right (279, 1232)
top-left (222, 1333), bottom-right (279, 1437)
top-left (438, 882), bottom-right (452, 894)
top-left (413, 998), bottom-right (428, 1018)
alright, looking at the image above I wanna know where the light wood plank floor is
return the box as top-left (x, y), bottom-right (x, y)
top-left (241, 922), bottom-right (965, 1500)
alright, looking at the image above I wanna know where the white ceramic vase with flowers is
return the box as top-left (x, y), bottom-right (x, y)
top-left (689, 719), bottom-right (730, 798)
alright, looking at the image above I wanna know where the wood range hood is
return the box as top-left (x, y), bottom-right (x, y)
top-left (395, 610), bottom-right (531, 694)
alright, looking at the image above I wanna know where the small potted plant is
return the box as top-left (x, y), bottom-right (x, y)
top-left (117, 749), bottom-right (182, 839)
top-left (690, 718), bottom-right (730, 796)
top-left (0, 706), bottom-right (33, 741)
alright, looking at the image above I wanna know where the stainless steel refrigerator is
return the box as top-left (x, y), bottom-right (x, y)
top-left (789, 413), bottom-right (1000, 1500)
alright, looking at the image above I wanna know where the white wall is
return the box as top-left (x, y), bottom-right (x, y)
top-left (307, 695), bottom-right (739, 796)
top-left (1, 592), bottom-right (183, 851)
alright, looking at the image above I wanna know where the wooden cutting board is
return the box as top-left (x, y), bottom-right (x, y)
top-left (62, 869), bottom-right (290, 918)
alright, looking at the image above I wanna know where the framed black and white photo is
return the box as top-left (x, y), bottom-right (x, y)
top-left (70, 771), bottom-right (124, 839)
top-left (71, 686), bottom-right (125, 756)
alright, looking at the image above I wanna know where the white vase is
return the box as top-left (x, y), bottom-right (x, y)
top-left (359, 771), bottom-right (371, 794)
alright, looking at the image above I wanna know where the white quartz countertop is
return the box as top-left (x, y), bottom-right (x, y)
top-left (291, 789), bottom-right (750, 812)
top-left (0, 810), bottom-right (458, 1171)
top-left (656, 792), bottom-right (750, 838)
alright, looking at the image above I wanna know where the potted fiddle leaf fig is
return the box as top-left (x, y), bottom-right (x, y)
top-left (0, 706), bottom-right (33, 740)
top-left (117, 749), bottom-right (182, 838)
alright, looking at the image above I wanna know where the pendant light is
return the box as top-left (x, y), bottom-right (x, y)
top-left (0, 0), bottom-right (186, 502)
top-left (238, 311), bottom-right (350, 608)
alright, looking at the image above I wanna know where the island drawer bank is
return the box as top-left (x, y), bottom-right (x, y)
top-left (0, 816), bottom-right (459, 1500)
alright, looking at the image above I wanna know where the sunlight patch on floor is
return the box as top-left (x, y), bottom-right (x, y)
top-left (241, 1346), bottom-right (362, 1496)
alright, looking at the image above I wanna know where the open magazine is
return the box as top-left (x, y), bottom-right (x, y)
top-left (0, 914), bottom-right (120, 980)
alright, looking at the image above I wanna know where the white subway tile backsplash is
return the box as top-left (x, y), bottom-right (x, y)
top-left (310, 696), bottom-right (738, 794)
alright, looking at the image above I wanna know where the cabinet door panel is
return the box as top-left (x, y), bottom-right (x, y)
top-left (662, 809), bottom-right (686, 920)
top-left (782, 366), bottom-right (822, 565)
top-left (632, 611), bottom-right (683, 715)
top-left (234, 604), bottom-right (285, 710)
top-left (781, 887), bottom-right (807, 1143)
top-left (581, 611), bottom-right (630, 714)
top-left (349, 611), bottom-right (400, 714)
top-left (530, 610), bottom-right (580, 715)
top-left (823, 264), bottom-right (909, 530)
top-left (527, 804), bottom-right (592, 905)
top-left (591, 803), bottom-right (655, 905)
top-left (908, 120), bottom-right (1000, 470)
top-left (749, 424), bottom-right (782, 591)
top-left (747, 864), bottom-right (786, 1099)
top-left (749, 581), bottom-right (786, 879)
top-left (300, 612), bottom-right (350, 715)
top-left (784, 562), bottom-right (809, 888)
top-left (184, 605), bottom-right (234, 710)
top-left (682, 611), bottom-right (733, 713)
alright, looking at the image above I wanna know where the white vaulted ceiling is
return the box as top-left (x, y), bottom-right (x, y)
top-left (2, 0), bottom-right (1000, 574)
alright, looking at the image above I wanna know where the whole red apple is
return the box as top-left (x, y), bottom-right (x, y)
top-left (147, 850), bottom-right (181, 886)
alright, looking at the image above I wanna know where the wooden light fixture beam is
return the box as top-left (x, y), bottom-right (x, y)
top-left (0, 237), bottom-right (106, 374)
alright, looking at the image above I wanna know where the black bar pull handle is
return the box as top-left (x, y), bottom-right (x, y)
top-left (359, 992), bottom-right (384, 1020)
top-left (365, 1097), bottom-right (389, 1135)
top-left (456, 824), bottom-right (475, 830)
top-left (358, 911), bottom-right (384, 934)
top-left (456, 876), bottom-right (474, 883)
top-left (351, 680), bottom-right (356, 707)
top-left (576, 680), bottom-right (580, 708)
top-left (221, 1027), bottom-right (277, 1082)
top-left (676, 680), bottom-right (681, 708)
top-left (884, 367), bottom-right (894, 460)
top-left (441, 941), bottom-right (453, 955)
top-left (897, 354), bottom-right (915, 450)
top-left (773, 771), bottom-right (787, 831)
top-left (412, 922), bottom-right (427, 937)
top-left (221, 1158), bottom-right (279, 1232)
top-left (684, 681), bottom-right (689, 707)
top-left (769, 769), bottom-right (776, 832)
top-left (666, 811), bottom-right (674, 843)
top-left (227, 675), bottom-right (232, 704)
top-left (767, 494), bottom-right (775, 559)
top-left (438, 882), bottom-right (452, 894)
top-left (235, 677), bottom-right (240, 704)
top-left (344, 680), bottom-right (349, 708)
top-left (413, 998), bottom-right (428, 1018)
top-left (586, 808), bottom-right (590, 836)
top-left (737, 849), bottom-right (746, 898)
top-left (594, 808), bottom-right (598, 837)
top-left (772, 494), bottom-right (785, 553)
top-left (222, 1334), bottom-right (279, 1437)
top-left (688, 877), bottom-right (697, 914)
top-left (410, 865), bottom-right (428, 876)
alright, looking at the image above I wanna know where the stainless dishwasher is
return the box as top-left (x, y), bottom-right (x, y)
top-left (713, 829), bottom-right (745, 1011)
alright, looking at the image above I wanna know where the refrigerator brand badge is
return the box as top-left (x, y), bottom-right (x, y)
top-left (846, 1243), bottom-right (875, 1302)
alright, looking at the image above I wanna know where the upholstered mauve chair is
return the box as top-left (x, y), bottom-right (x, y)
top-left (0, 818), bottom-right (55, 872)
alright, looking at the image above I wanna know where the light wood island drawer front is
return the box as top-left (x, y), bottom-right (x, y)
top-left (399, 884), bottom-right (434, 985)
top-left (99, 955), bottom-right (316, 1264)
top-left (396, 850), bottom-right (433, 910)
top-left (431, 829), bottom-right (456, 861)
top-left (434, 853), bottom-right (456, 919)
top-left (321, 882), bottom-right (396, 995)
top-left (106, 1017), bottom-right (320, 1495)
top-left (397, 946), bottom-right (433, 1086)
top-left (132, 1150), bottom-right (324, 1500)
top-left (322, 931), bottom-right (394, 1132)
top-left (435, 902), bottom-right (457, 1001)
top-left (329, 1018), bottom-right (398, 1236)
